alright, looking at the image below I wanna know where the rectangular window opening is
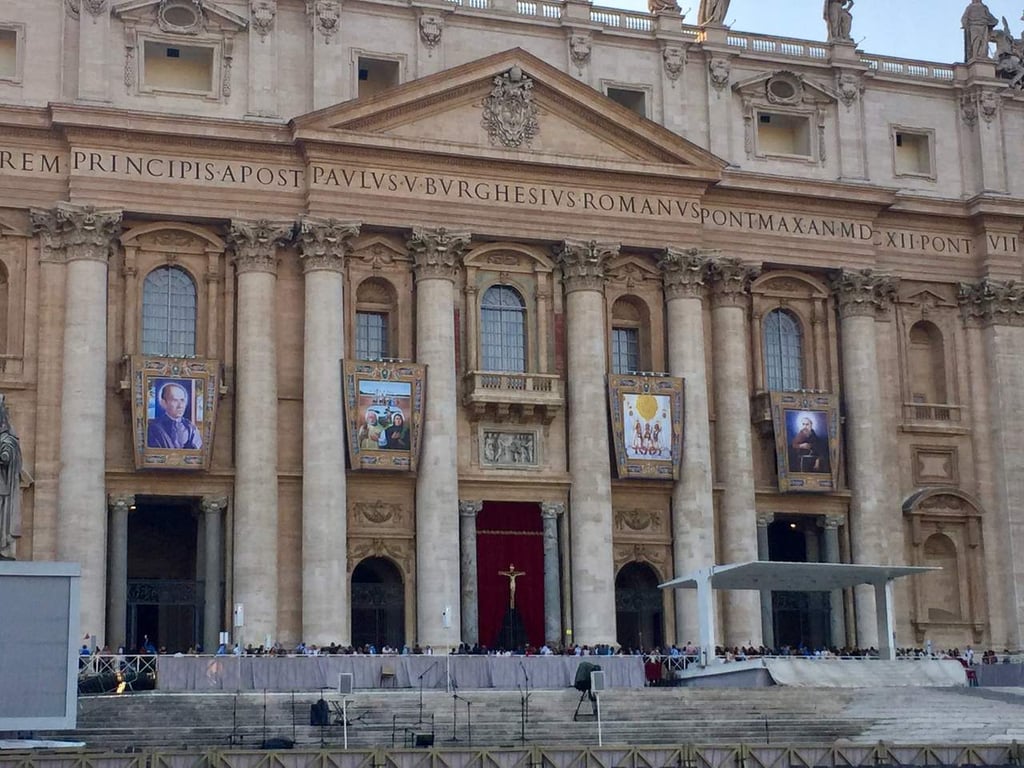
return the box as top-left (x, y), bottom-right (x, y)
top-left (894, 130), bottom-right (933, 176)
top-left (356, 311), bottom-right (390, 361)
top-left (756, 111), bottom-right (812, 157)
top-left (143, 40), bottom-right (214, 93)
top-left (611, 327), bottom-right (640, 375)
top-left (0, 29), bottom-right (17, 80)
top-left (607, 87), bottom-right (647, 117)
top-left (357, 57), bottom-right (399, 99)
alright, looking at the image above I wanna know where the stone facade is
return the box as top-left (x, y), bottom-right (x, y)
top-left (1, 0), bottom-right (1022, 654)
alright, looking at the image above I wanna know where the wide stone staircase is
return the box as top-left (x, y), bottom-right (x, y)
top-left (30, 685), bottom-right (1024, 751)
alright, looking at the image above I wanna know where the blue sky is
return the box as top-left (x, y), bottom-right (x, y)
top-left (608, 0), bottom-right (1024, 64)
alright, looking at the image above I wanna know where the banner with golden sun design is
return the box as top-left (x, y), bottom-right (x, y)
top-left (608, 374), bottom-right (684, 480)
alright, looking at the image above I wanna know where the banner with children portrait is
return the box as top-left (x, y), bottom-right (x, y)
top-left (130, 357), bottom-right (220, 470)
top-left (608, 374), bottom-right (684, 480)
top-left (343, 361), bottom-right (425, 471)
top-left (770, 391), bottom-right (840, 492)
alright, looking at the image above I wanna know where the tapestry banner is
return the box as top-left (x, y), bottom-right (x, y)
top-left (343, 361), bottom-right (425, 471)
top-left (608, 374), bottom-right (684, 481)
top-left (770, 391), bottom-right (841, 493)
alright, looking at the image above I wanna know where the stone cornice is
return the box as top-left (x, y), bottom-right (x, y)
top-left (958, 279), bottom-right (1024, 327)
top-left (228, 219), bottom-right (294, 276)
top-left (295, 216), bottom-right (360, 274)
top-left (557, 239), bottom-right (619, 293)
top-left (30, 203), bottom-right (123, 264)
top-left (659, 247), bottom-right (712, 301)
top-left (408, 227), bottom-right (471, 282)
top-left (708, 256), bottom-right (757, 307)
top-left (832, 268), bottom-right (898, 318)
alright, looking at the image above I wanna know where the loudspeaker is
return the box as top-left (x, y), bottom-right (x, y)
top-left (590, 670), bottom-right (606, 693)
top-left (414, 733), bottom-right (435, 748)
top-left (574, 661), bottom-right (601, 692)
top-left (338, 672), bottom-right (353, 695)
top-left (310, 699), bottom-right (329, 726)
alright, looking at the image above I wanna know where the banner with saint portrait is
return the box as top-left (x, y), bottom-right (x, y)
top-left (130, 357), bottom-right (220, 470)
top-left (770, 391), bottom-right (840, 492)
top-left (608, 374), bottom-right (684, 480)
top-left (343, 361), bottom-right (425, 471)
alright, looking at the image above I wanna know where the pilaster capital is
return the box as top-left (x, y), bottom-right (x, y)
top-left (557, 239), bottom-right (618, 293)
top-left (755, 511), bottom-right (774, 528)
top-left (958, 279), bottom-right (1024, 327)
top-left (459, 500), bottom-right (484, 517)
top-left (541, 501), bottom-right (566, 520)
top-left (819, 514), bottom-right (844, 531)
top-left (659, 247), bottom-right (713, 301)
top-left (831, 269), bottom-right (898, 319)
top-left (408, 226), bottom-right (471, 282)
top-left (228, 219), bottom-right (293, 276)
top-left (295, 216), bottom-right (360, 274)
top-left (201, 496), bottom-right (229, 515)
top-left (708, 256), bottom-right (757, 307)
top-left (108, 493), bottom-right (135, 513)
top-left (30, 203), bottom-right (123, 264)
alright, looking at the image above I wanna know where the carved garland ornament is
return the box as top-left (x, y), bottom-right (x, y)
top-left (662, 46), bottom-right (685, 82)
top-left (419, 14), bottom-right (443, 48)
top-left (308, 0), bottom-right (340, 43)
top-left (569, 34), bottom-right (591, 70)
top-left (482, 67), bottom-right (540, 149)
top-left (709, 57), bottom-right (731, 91)
top-left (250, 0), bottom-right (277, 39)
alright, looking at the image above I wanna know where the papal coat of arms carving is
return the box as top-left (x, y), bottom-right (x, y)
top-left (481, 66), bottom-right (540, 149)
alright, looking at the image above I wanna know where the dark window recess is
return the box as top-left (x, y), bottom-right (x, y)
top-left (166, 48), bottom-right (181, 58)
top-left (358, 69), bottom-right (368, 81)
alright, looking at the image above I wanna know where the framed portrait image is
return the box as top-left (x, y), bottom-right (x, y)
top-left (770, 391), bottom-right (840, 492)
top-left (608, 374), bottom-right (684, 480)
top-left (129, 357), bottom-right (220, 470)
top-left (343, 361), bottom-right (425, 471)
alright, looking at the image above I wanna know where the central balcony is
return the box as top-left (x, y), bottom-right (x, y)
top-left (463, 370), bottom-right (564, 423)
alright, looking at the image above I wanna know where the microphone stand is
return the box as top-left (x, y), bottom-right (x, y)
top-left (450, 684), bottom-right (460, 742)
top-left (518, 681), bottom-right (526, 745)
top-left (520, 660), bottom-right (531, 724)
top-left (466, 698), bottom-right (472, 746)
top-left (417, 660), bottom-right (438, 724)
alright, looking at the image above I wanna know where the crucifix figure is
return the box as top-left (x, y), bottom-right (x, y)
top-left (499, 563), bottom-right (526, 610)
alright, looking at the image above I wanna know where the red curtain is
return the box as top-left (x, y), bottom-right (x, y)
top-left (476, 502), bottom-right (544, 649)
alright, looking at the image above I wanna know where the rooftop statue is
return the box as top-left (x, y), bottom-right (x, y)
top-left (697, 0), bottom-right (729, 26)
top-left (823, 0), bottom-right (854, 42)
top-left (0, 395), bottom-right (22, 561)
top-left (961, 0), bottom-right (998, 61)
top-left (647, 0), bottom-right (681, 13)
top-left (993, 16), bottom-right (1024, 88)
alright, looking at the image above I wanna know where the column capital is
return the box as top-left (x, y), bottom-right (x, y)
top-left (459, 499), bottom-right (483, 517)
top-left (958, 279), bottom-right (1024, 327)
top-left (755, 511), bottom-right (775, 528)
top-left (659, 247), bottom-right (713, 301)
top-left (31, 203), bottom-right (123, 264)
top-left (295, 216), bottom-right (361, 274)
top-left (201, 496), bottom-right (228, 515)
top-left (831, 269), bottom-right (898, 319)
top-left (819, 514), bottom-right (844, 531)
top-left (108, 493), bottom-right (135, 512)
top-left (557, 239), bottom-right (618, 293)
top-left (228, 219), bottom-right (294, 276)
top-left (408, 227), bottom-right (471, 282)
top-left (541, 501), bottom-right (566, 520)
top-left (708, 256), bottom-right (757, 308)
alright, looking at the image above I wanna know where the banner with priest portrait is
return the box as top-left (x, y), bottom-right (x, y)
top-left (770, 391), bottom-right (840, 492)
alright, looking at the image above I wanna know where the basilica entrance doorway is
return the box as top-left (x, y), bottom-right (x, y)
top-left (126, 498), bottom-right (200, 653)
top-left (615, 562), bottom-right (664, 652)
top-left (351, 557), bottom-right (404, 650)
top-left (768, 517), bottom-right (829, 651)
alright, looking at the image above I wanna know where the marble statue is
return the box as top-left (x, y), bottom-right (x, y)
top-left (961, 0), bottom-right (998, 61)
top-left (697, 0), bottom-right (729, 26)
top-left (647, 0), bottom-right (680, 13)
top-left (993, 17), bottom-right (1024, 88)
top-left (823, 0), bottom-right (854, 42)
top-left (0, 395), bottom-right (22, 560)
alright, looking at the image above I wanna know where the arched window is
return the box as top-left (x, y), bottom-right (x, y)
top-left (481, 285), bottom-right (526, 372)
top-left (764, 309), bottom-right (803, 391)
top-left (355, 277), bottom-right (397, 360)
top-left (142, 266), bottom-right (197, 357)
top-left (611, 297), bottom-right (643, 375)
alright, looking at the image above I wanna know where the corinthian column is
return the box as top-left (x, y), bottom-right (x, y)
top-left (37, 203), bottom-right (122, 639)
top-left (228, 219), bottom-right (293, 644)
top-left (459, 500), bottom-right (483, 645)
top-left (557, 239), bottom-right (618, 645)
top-left (295, 217), bottom-right (360, 645)
top-left (410, 227), bottom-right (470, 647)
top-left (832, 269), bottom-right (898, 648)
top-left (659, 249), bottom-right (716, 645)
top-left (540, 501), bottom-right (565, 646)
top-left (709, 257), bottom-right (762, 648)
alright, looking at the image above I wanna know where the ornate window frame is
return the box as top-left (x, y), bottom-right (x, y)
top-left (0, 23), bottom-right (26, 85)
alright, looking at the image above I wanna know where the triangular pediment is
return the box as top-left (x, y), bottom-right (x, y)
top-left (112, 0), bottom-right (248, 33)
top-left (293, 49), bottom-right (726, 178)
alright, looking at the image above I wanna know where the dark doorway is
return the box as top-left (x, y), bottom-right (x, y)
top-left (768, 517), bottom-right (829, 650)
top-left (615, 562), bottom-right (664, 652)
top-left (351, 557), bottom-right (404, 650)
top-left (126, 498), bottom-right (200, 653)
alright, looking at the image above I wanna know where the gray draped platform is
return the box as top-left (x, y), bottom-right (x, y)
top-left (156, 655), bottom-right (645, 692)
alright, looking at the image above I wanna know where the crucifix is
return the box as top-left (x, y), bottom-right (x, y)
top-left (499, 563), bottom-right (526, 610)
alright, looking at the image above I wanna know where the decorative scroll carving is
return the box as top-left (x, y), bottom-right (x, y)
top-left (662, 46), bottom-right (685, 82)
top-left (708, 256), bottom-right (757, 307)
top-left (349, 536), bottom-right (413, 578)
top-left (222, 38), bottom-right (234, 96)
top-left (659, 247), bottom-right (712, 300)
top-left (958, 279), bottom-right (1024, 326)
top-left (295, 216), bottom-right (360, 273)
top-left (556, 239), bottom-right (618, 293)
top-left (615, 508), bottom-right (662, 532)
top-left (352, 500), bottom-right (406, 526)
top-left (124, 37), bottom-right (137, 88)
top-left (419, 14), bottom-right (443, 48)
top-left (709, 57), bottom-right (731, 91)
top-left (228, 219), bottom-right (293, 275)
top-left (307, 0), bottom-right (340, 43)
top-left (831, 269), bottom-right (898, 318)
top-left (29, 203), bottom-right (123, 264)
top-left (836, 71), bottom-right (862, 107)
top-left (251, 0), bottom-right (276, 39)
top-left (408, 227), bottom-right (470, 282)
top-left (569, 34), bottom-right (591, 70)
top-left (613, 542), bottom-right (667, 575)
top-left (482, 67), bottom-right (540, 149)
top-left (83, 0), bottom-right (108, 16)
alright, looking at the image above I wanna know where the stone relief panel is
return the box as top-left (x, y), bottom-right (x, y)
top-left (613, 542), bottom-right (670, 581)
top-left (348, 500), bottom-right (412, 531)
top-left (479, 427), bottom-right (539, 468)
top-left (911, 446), bottom-right (958, 486)
top-left (614, 508), bottom-right (668, 537)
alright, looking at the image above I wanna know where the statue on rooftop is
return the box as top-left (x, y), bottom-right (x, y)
top-left (961, 0), bottom-right (998, 61)
top-left (647, 0), bottom-right (681, 14)
top-left (823, 0), bottom-right (854, 42)
top-left (697, 0), bottom-right (729, 26)
top-left (993, 16), bottom-right (1024, 88)
top-left (0, 395), bottom-right (23, 560)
